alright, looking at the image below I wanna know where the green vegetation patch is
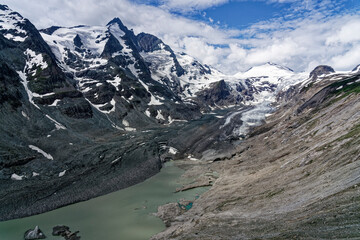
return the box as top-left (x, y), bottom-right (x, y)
top-left (336, 123), bottom-right (360, 141)
top-left (329, 75), bottom-right (360, 100)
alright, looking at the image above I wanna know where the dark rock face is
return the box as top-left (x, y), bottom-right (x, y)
top-left (58, 98), bottom-right (93, 119)
top-left (195, 80), bottom-right (242, 108)
top-left (309, 65), bottom-right (335, 79)
top-left (0, 62), bottom-right (23, 109)
top-left (136, 33), bottom-right (185, 77)
top-left (52, 225), bottom-right (80, 240)
top-left (136, 33), bottom-right (163, 52)
top-left (52, 225), bottom-right (70, 236)
top-left (100, 33), bottom-right (123, 59)
top-left (39, 26), bottom-right (62, 35)
top-left (73, 34), bottom-right (83, 48)
top-left (24, 226), bottom-right (46, 240)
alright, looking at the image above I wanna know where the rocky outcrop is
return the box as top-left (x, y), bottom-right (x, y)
top-left (309, 65), bottom-right (335, 79)
top-left (52, 225), bottom-right (80, 240)
top-left (195, 80), bottom-right (242, 109)
top-left (24, 226), bottom-right (46, 240)
top-left (156, 203), bottom-right (183, 227)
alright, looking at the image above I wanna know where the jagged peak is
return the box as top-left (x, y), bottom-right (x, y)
top-left (106, 17), bottom-right (135, 39)
top-left (107, 17), bottom-right (126, 29)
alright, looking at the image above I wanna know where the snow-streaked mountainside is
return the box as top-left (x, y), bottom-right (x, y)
top-left (1, 4), bottom-right (360, 222)
top-left (0, 2), bottom-right (356, 135)
top-left (40, 20), bottom-right (307, 115)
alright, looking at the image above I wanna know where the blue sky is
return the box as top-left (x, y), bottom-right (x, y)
top-left (201, 1), bottom-right (287, 28)
top-left (2, 0), bottom-right (360, 73)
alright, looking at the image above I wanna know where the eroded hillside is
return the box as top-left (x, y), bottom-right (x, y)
top-left (152, 71), bottom-right (360, 239)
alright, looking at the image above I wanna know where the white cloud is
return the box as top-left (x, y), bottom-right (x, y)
top-left (159, 0), bottom-right (229, 12)
top-left (326, 19), bottom-right (360, 44)
top-left (2, 0), bottom-right (359, 74)
top-left (331, 44), bottom-right (360, 70)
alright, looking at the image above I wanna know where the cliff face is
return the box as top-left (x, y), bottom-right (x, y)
top-left (152, 72), bottom-right (360, 239)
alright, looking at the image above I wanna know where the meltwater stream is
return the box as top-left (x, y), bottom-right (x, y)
top-left (0, 162), bottom-right (208, 240)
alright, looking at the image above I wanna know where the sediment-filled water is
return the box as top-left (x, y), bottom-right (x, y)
top-left (0, 162), bottom-right (208, 240)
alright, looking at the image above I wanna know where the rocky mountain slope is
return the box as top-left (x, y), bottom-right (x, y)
top-left (151, 67), bottom-right (360, 239)
top-left (1, 5), bottom-right (358, 233)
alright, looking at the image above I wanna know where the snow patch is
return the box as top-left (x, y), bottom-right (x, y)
top-left (156, 110), bottom-right (165, 120)
top-left (122, 119), bottom-right (130, 127)
top-left (59, 170), bottom-right (66, 177)
top-left (24, 49), bottom-right (48, 75)
top-left (29, 145), bottom-right (54, 160)
top-left (125, 127), bottom-right (136, 132)
top-left (4, 34), bottom-right (26, 42)
top-left (107, 76), bottom-right (122, 88)
top-left (187, 155), bottom-right (199, 161)
top-left (168, 147), bottom-right (178, 155)
top-left (17, 71), bottom-right (40, 109)
top-left (11, 173), bottom-right (24, 180)
top-left (45, 114), bottom-right (66, 130)
top-left (21, 111), bottom-right (30, 120)
top-left (111, 157), bottom-right (122, 164)
top-left (48, 99), bottom-right (61, 107)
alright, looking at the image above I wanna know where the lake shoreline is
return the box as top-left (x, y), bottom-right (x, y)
top-left (0, 160), bottom-right (214, 240)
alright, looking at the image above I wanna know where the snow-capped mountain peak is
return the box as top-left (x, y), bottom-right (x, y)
top-left (237, 62), bottom-right (294, 79)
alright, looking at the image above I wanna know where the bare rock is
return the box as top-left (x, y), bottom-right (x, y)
top-left (52, 225), bottom-right (80, 240)
top-left (309, 65), bottom-right (335, 79)
top-left (156, 203), bottom-right (182, 227)
top-left (24, 226), bottom-right (46, 240)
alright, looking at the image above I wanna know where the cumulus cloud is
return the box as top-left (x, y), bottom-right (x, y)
top-left (2, 0), bottom-right (359, 73)
top-left (159, 0), bottom-right (229, 12)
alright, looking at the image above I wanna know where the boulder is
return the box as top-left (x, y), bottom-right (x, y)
top-left (52, 225), bottom-right (80, 240)
top-left (24, 226), bottom-right (46, 239)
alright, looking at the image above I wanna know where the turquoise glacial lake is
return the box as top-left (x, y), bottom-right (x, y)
top-left (0, 162), bottom-right (208, 240)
